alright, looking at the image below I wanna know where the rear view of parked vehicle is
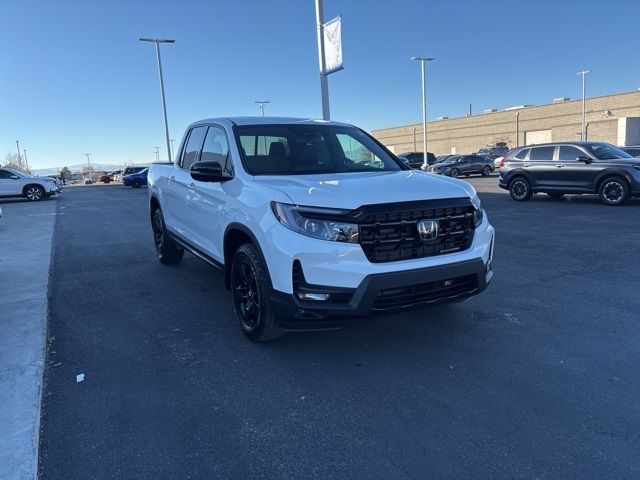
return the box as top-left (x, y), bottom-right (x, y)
top-left (123, 168), bottom-right (148, 188)
top-left (499, 141), bottom-right (640, 205)
top-left (0, 168), bottom-right (62, 201)
top-left (397, 151), bottom-right (437, 168)
top-left (427, 154), bottom-right (494, 177)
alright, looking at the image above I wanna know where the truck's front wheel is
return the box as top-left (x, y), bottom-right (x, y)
top-left (152, 209), bottom-right (184, 265)
top-left (231, 243), bottom-right (285, 342)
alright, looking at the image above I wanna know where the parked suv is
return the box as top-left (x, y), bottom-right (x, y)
top-left (397, 151), bottom-right (437, 168)
top-left (477, 145), bottom-right (509, 159)
top-left (427, 154), bottom-right (494, 177)
top-left (499, 142), bottom-right (640, 205)
top-left (0, 168), bottom-right (61, 201)
top-left (148, 117), bottom-right (494, 341)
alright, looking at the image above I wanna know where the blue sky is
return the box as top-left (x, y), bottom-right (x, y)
top-left (1, 0), bottom-right (639, 169)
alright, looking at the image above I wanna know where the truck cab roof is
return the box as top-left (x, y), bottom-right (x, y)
top-left (187, 116), bottom-right (353, 129)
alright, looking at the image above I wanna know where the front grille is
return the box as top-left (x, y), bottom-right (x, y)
top-left (357, 200), bottom-right (476, 263)
top-left (373, 274), bottom-right (477, 310)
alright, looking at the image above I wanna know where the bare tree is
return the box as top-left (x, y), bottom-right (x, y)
top-left (3, 152), bottom-right (29, 173)
top-left (492, 135), bottom-right (513, 146)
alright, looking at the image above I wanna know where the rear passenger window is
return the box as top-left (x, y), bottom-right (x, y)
top-left (514, 149), bottom-right (529, 160)
top-left (180, 126), bottom-right (207, 170)
top-left (558, 146), bottom-right (584, 161)
top-left (529, 147), bottom-right (555, 161)
top-left (201, 126), bottom-right (231, 174)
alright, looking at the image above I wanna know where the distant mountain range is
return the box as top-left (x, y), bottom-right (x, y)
top-left (32, 163), bottom-right (149, 176)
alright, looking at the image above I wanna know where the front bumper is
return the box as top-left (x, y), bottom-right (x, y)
top-left (272, 257), bottom-right (492, 330)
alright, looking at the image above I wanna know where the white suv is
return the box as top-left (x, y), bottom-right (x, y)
top-left (0, 168), bottom-right (61, 201)
top-left (148, 118), bottom-right (495, 341)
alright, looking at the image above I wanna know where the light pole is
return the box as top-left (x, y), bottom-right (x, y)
top-left (170, 139), bottom-right (175, 159)
top-left (85, 153), bottom-right (92, 182)
top-left (154, 146), bottom-right (160, 162)
top-left (578, 70), bottom-right (590, 141)
top-left (315, 0), bottom-right (330, 120)
top-left (255, 100), bottom-right (271, 117)
top-left (16, 140), bottom-right (22, 164)
top-left (515, 111), bottom-right (520, 147)
top-left (140, 38), bottom-right (175, 162)
top-left (411, 56), bottom-right (435, 170)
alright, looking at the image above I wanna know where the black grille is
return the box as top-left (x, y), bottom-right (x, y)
top-left (373, 274), bottom-right (477, 310)
top-left (357, 200), bottom-right (476, 263)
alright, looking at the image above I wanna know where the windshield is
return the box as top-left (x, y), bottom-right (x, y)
top-left (587, 143), bottom-right (632, 160)
top-left (236, 124), bottom-right (403, 175)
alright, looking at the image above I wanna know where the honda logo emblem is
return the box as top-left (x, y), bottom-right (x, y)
top-left (417, 219), bottom-right (439, 242)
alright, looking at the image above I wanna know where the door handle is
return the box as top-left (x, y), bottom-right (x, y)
top-left (169, 176), bottom-right (175, 182)
top-left (555, 163), bottom-right (564, 168)
top-left (523, 163), bottom-right (531, 167)
top-left (187, 182), bottom-right (195, 190)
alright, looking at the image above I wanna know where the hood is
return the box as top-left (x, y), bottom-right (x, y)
top-left (601, 157), bottom-right (640, 166)
top-left (253, 170), bottom-right (475, 209)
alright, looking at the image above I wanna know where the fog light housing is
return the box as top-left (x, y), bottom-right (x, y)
top-left (296, 292), bottom-right (331, 301)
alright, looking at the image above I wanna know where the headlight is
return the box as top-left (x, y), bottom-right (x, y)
top-left (470, 195), bottom-right (484, 227)
top-left (271, 202), bottom-right (359, 243)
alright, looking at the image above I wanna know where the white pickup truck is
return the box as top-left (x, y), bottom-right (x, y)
top-left (148, 117), bottom-right (494, 341)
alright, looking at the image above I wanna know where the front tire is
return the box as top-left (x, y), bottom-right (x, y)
top-left (152, 209), bottom-right (184, 265)
top-left (231, 244), bottom-right (285, 342)
top-left (25, 185), bottom-right (45, 201)
top-left (482, 166), bottom-right (492, 176)
top-left (509, 177), bottom-right (533, 201)
top-left (599, 177), bottom-right (629, 206)
top-left (449, 168), bottom-right (459, 178)
top-left (131, 180), bottom-right (142, 188)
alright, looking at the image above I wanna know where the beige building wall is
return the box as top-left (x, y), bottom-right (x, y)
top-left (372, 90), bottom-right (640, 155)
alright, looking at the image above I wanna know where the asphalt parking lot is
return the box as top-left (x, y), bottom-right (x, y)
top-left (37, 179), bottom-right (640, 479)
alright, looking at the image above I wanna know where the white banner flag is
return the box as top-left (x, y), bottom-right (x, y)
top-left (322, 16), bottom-right (343, 75)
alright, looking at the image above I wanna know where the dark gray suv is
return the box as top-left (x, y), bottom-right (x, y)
top-left (498, 142), bottom-right (640, 206)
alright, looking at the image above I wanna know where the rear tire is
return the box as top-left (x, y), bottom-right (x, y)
top-left (131, 180), bottom-right (142, 188)
top-left (152, 209), bottom-right (184, 265)
top-left (449, 168), bottom-right (459, 178)
top-left (231, 243), bottom-right (285, 342)
top-left (599, 177), bottom-right (629, 206)
top-left (509, 177), bottom-right (533, 201)
top-left (482, 166), bottom-right (492, 176)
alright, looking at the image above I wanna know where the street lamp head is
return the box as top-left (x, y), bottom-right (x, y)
top-left (411, 56), bottom-right (436, 62)
top-left (139, 38), bottom-right (175, 44)
top-left (577, 70), bottom-right (590, 75)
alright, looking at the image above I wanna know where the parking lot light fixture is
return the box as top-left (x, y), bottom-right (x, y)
top-left (140, 38), bottom-right (175, 163)
top-left (578, 70), bottom-right (590, 141)
top-left (411, 56), bottom-right (435, 170)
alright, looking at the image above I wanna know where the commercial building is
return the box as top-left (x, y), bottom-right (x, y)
top-left (372, 90), bottom-right (640, 155)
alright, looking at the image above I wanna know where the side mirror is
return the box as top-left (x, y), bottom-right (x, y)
top-left (11, 175), bottom-right (20, 179)
top-left (190, 161), bottom-right (231, 183)
top-left (576, 156), bottom-right (592, 164)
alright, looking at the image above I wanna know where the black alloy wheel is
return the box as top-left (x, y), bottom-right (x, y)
top-left (509, 177), bottom-right (533, 201)
top-left (449, 168), bottom-right (459, 178)
top-left (599, 177), bottom-right (629, 206)
top-left (231, 244), bottom-right (285, 342)
top-left (482, 166), bottom-right (491, 176)
top-left (152, 209), bottom-right (183, 264)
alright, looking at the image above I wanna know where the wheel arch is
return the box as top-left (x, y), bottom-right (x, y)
top-left (505, 170), bottom-right (534, 186)
top-left (22, 183), bottom-right (46, 198)
top-left (593, 169), bottom-right (633, 193)
top-left (223, 223), bottom-right (269, 290)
